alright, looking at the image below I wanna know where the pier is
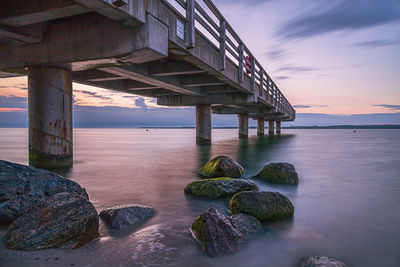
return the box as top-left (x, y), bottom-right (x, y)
top-left (0, 0), bottom-right (295, 168)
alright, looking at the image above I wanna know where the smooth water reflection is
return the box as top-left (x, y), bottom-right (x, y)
top-left (0, 128), bottom-right (399, 266)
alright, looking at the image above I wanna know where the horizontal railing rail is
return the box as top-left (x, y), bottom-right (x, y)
top-left (163, 0), bottom-right (295, 118)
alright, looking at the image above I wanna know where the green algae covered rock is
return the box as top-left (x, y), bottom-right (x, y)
top-left (184, 177), bottom-right (258, 198)
top-left (229, 191), bottom-right (294, 221)
top-left (190, 207), bottom-right (262, 257)
top-left (255, 162), bottom-right (299, 184)
top-left (198, 156), bottom-right (244, 178)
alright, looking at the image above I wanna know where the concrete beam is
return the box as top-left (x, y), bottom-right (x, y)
top-left (100, 66), bottom-right (201, 96)
top-left (196, 104), bottom-right (211, 144)
top-left (0, 0), bottom-right (89, 27)
top-left (212, 105), bottom-right (271, 115)
top-left (148, 61), bottom-right (205, 76)
top-left (180, 75), bottom-right (225, 87)
top-left (0, 13), bottom-right (168, 70)
top-left (157, 93), bottom-right (248, 106)
top-left (28, 66), bottom-right (73, 168)
top-left (238, 113), bottom-right (248, 139)
top-left (257, 117), bottom-right (265, 136)
top-left (0, 25), bottom-right (42, 45)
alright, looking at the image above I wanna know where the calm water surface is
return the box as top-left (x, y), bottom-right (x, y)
top-left (0, 128), bottom-right (399, 267)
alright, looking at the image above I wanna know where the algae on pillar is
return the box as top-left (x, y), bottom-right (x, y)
top-left (276, 121), bottom-right (281, 134)
top-left (196, 104), bottom-right (212, 144)
top-left (238, 113), bottom-right (248, 139)
top-left (268, 120), bottom-right (275, 135)
top-left (257, 118), bottom-right (265, 136)
top-left (28, 66), bottom-right (73, 168)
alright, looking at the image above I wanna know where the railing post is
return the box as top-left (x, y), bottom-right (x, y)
top-left (219, 19), bottom-right (226, 71)
top-left (251, 58), bottom-right (256, 101)
top-left (238, 43), bottom-right (244, 83)
top-left (260, 69), bottom-right (264, 98)
top-left (266, 76), bottom-right (269, 102)
top-left (185, 0), bottom-right (195, 49)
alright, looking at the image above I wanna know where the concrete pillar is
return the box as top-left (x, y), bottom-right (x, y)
top-left (268, 120), bottom-right (275, 135)
top-left (257, 117), bottom-right (265, 136)
top-left (276, 121), bottom-right (281, 134)
top-left (28, 66), bottom-right (73, 168)
top-left (238, 113), bottom-right (248, 139)
top-left (196, 104), bottom-right (211, 144)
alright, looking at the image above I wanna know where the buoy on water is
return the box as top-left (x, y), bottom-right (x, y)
top-left (353, 130), bottom-right (356, 133)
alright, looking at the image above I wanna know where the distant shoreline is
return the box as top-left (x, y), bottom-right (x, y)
top-left (1, 125), bottom-right (399, 129)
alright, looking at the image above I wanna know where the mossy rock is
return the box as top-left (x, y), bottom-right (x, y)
top-left (229, 191), bottom-right (294, 221)
top-left (198, 156), bottom-right (244, 178)
top-left (190, 207), bottom-right (262, 257)
top-left (184, 177), bottom-right (258, 198)
top-left (299, 256), bottom-right (349, 267)
top-left (255, 162), bottom-right (299, 184)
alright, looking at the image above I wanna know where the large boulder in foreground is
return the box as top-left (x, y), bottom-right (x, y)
top-left (100, 204), bottom-right (155, 229)
top-left (0, 160), bottom-right (88, 224)
top-left (255, 162), bottom-right (299, 184)
top-left (5, 192), bottom-right (99, 251)
top-left (229, 191), bottom-right (294, 221)
top-left (190, 207), bottom-right (262, 257)
top-left (299, 256), bottom-right (348, 267)
top-left (198, 156), bottom-right (244, 178)
top-left (184, 177), bottom-right (258, 198)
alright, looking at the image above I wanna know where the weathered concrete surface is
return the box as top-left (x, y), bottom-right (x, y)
top-left (238, 113), bottom-right (248, 139)
top-left (276, 120), bottom-right (281, 134)
top-left (257, 117), bottom-right (265, 136)
top-left (196, 104), bottom-right (211, 144)
top-left (28, 65), bottom-right (73, 168)
top-left (268, 120), bottom-right (275, 135)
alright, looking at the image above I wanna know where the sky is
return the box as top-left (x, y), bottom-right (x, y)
top-left (0, 0), bottom-right (399, 127)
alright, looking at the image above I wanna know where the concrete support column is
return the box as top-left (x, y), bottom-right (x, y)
top-left (196, 104), bottom-right (212, 144)
top-left (276, 121), bottom-right (281, 134)
top-left (238, 113), bottom-right (248, 139)
top-left (28, 66), bottom-right (73, 168)
top-left (268, 120), bottom-right (275, 135)
top-left (257, 117), bottom-right (265, 136)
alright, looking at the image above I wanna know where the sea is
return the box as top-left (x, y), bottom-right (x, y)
top-left (0, 128), bottom-right (399, 267)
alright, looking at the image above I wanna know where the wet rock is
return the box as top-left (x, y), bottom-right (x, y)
top-left (229, 191), bottom-right (294, 221)
top-left (5, 192), bottom-right (99, 251)
top-left (299, 256), bottom-right (349, 267)
top-left (184, 177), bottom-right (258, 198)
top-left (230, 213), bottom-right (262, 238)
top-left (99, 204), bottom-right (155, 229)
top-left (190, 207), bottom-right (262, 257)
top-left (0, 160), bottom-right (88, 225)
top-left (255, 162), bottom-right (299, 184)
top-left (198, 156), bottom-right (244, 178)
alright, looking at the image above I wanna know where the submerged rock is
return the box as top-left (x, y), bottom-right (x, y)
top-left (229, 191), bottom-right (294, 221)
top-left (299, 256), bottom-right (349, 267)
top-left (190, 207), bottom-right (262, 256)
top-left (99, 204), bottom-right (155, 229)
top-left (5, 192), bottom-right (99, 251)
top-left (184, 177), bottom-right (258, 198)
top-left (0, 160), bottom-right (88, 225)
top-left (198, 156), bottom-right (244, 178)
top-left (255, 162), bottom-right (299, 184)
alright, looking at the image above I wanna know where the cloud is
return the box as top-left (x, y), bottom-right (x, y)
top-left (0, 95), bottom-right (27, 109)
top-left (276, 0), bottom-right (400, 40)
top-left (276, 65), bottom-right (317, 73)
top-left (135, 98), bottom-right (148, 109)
top-left (74, 90), bottom-right (112, 101)
top-left (352, 39), bottom-right (400, 48)
top-left (373, 104), bottom-right (400, 111)
top-left (293, 104), bottom-right (329, 109)
top-left (275, 76), bottom-right (289, 80)
top-left (265, 48), bottom-right (288, 60)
